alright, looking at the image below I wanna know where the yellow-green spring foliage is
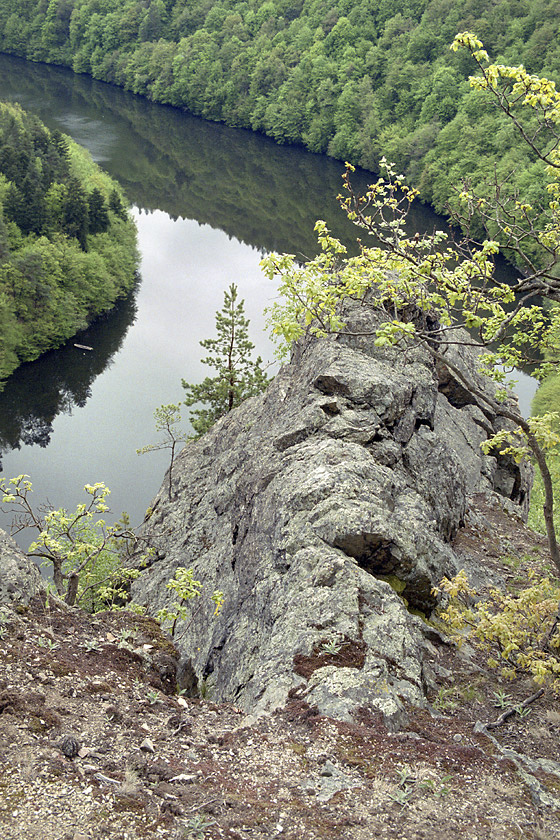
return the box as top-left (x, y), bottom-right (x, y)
top-left (434, 570), bottom-right (560, 693)
top-left (529, 373), bottom-right (560, 537)
top-left (0, 100), bottom-right (138, 385)
top-left (157, 566), bottom-right (225, 638)
top-left (1, 475), bottom-right (141, 612)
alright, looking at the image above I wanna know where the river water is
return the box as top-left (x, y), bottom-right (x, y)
top-left (0, 54), bottom-right (537, 548)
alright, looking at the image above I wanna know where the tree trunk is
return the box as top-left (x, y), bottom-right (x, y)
top-left (65, 571), bottom-right (79, 606)
top-left (528, 436), bottom-right (560, 576)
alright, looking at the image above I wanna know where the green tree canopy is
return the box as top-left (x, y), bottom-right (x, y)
top-left (0, 100), bottom-right (138, 386)
top-left (2, 0), bottom-right (560, 227)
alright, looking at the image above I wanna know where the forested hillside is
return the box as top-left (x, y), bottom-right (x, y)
top-left (0, 0), bottom-right (558, 216)
top-left (0, 101), bottom-right (138, 384)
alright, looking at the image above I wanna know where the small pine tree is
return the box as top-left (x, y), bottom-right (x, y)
top-left (182, 283), bottom-right (269, 438)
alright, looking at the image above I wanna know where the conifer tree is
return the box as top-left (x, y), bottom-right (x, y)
top-left (87, 187), bottom-right (109, 234)
top-left (63, 178), bottom-right (89, 249)
top-left (109, 188), bottom-right (127, 220)
top-left (182, 283), bottom-right (269, 438)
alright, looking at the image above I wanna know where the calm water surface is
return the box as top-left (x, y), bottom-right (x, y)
top-left (0, 55), bottom-right (537, 548)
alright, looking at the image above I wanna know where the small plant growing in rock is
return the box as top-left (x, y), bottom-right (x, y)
top-left (433, 686), bottom-right (459, 712)
top-left (146, 688), bottom-right (161, 706)
top-left (83, 639), bottom-right (102, 653)
top-left (389, 786), bottom-right (413, 807)
top-left (419, 774), bottom-right (452, 798)
top-left (396, 766), bottom-right (415, 788)
top-left (117, 628), bottom-right (135, 648)
top-left (492, 689), bottom-right (512, 709)
top-left (156, 566), bottom-right (224, 639)
top-left (389, 766), bottom-right (453, 808)
top-left (183, 814), bottom-right (217, 839)
top-left (515, 704), bottom-right (532, 719)
top-left (389, 766), bottom-right (415, 807)
top-left (459, 683), bottom-right (482, 704)
top-left (137, 404), bottom-right (190, 501)
top-left (196, 677), bottom-right (213, 700)
top-left (320, 635), bottom-right (343, 655)
top-left (37, 636), bottom-right (59, 651)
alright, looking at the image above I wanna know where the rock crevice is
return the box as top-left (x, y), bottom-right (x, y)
top-left (132, 303), bottom-right (532, 727)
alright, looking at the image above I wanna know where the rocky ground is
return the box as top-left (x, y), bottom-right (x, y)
top-left (1, 495), bottom-right (559, 840)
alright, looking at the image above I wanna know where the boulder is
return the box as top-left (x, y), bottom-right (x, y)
top-left (132, 302), bottom-right (531, 727)
top-left (0, 528), bottom-right (44, 608)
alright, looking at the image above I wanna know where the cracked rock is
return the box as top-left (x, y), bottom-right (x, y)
top-left (132, 302), bottom-right (531, 727)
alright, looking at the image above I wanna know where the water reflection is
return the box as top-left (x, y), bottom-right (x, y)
top-left (0, 290), bottom-right (138, 469)
top-left (0, 53), bottom-right (537, 538)
top-left (0, 53), bottom-right (441, 257)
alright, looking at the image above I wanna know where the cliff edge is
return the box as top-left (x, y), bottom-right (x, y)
top-left (132, 302), bottom-right (532, 728)
top-left (1, 349), bottom-right (560, 837)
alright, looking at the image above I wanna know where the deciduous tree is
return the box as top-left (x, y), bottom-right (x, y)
top-left (0, 475), bottom-right (141, 610)
top-left (264, 35), bottom-right (560, 574)
top-left (137, 403), bottom-right (189, 500)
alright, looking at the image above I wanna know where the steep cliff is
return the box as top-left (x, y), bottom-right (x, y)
top-left (132, 302), bottom-right (532, 728)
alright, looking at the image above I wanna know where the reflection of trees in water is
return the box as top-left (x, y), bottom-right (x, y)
top-left (0, 289), bottom-right (138, 469)
top-left (20, 415), bottom-right (53, 449)
top-left (0, 54), bottom-right (522, 467)
top-left (0, 54), bottom-right (444, 260)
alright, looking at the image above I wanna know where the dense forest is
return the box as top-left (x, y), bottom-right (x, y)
top-left (0, 100), bottom-right (138, 384)
top-left (0, 0), bottom-right (558, 219)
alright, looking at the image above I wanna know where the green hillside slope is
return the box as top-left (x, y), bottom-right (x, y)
top-left (0, 100), bottom-right (138, 384)
top-left (0, 0), bottom-right (558, 217)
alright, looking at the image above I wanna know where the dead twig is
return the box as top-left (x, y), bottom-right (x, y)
top-left (483, 688), bottom-right (544, 730)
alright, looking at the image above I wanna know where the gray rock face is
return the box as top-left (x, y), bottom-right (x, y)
top-left (0, 528), bottom-right (44, 608)
top-left (132, 303), bottom-right (531, 728)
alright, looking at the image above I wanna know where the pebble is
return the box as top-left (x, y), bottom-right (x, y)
top-left (319, 761), bottom-right (336, 777)
top-left (169, 773), bottom-right (197, 783)
top-left (140, 737), bottom-right (156, 753)
top-left (59, 735), bottom-right (81, 758)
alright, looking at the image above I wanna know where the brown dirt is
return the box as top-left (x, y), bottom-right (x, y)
top-left (0, 494), bottom-right (559, 840)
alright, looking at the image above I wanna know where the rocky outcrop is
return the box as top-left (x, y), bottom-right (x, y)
top-left (132, 303), bottom-right (531, 728)
top-left (0, 528), bottom-right (44, 608)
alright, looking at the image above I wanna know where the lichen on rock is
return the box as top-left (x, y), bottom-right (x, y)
top-left (0, 528), bottom-right (44, 610)
top-left (132, 302), bottom-right (532, 727)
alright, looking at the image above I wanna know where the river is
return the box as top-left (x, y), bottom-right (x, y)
top-left (0, 53), bottom-right (537, 549)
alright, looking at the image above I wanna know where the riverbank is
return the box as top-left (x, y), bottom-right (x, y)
top-left (0, 100), bottom-right (138, 386)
